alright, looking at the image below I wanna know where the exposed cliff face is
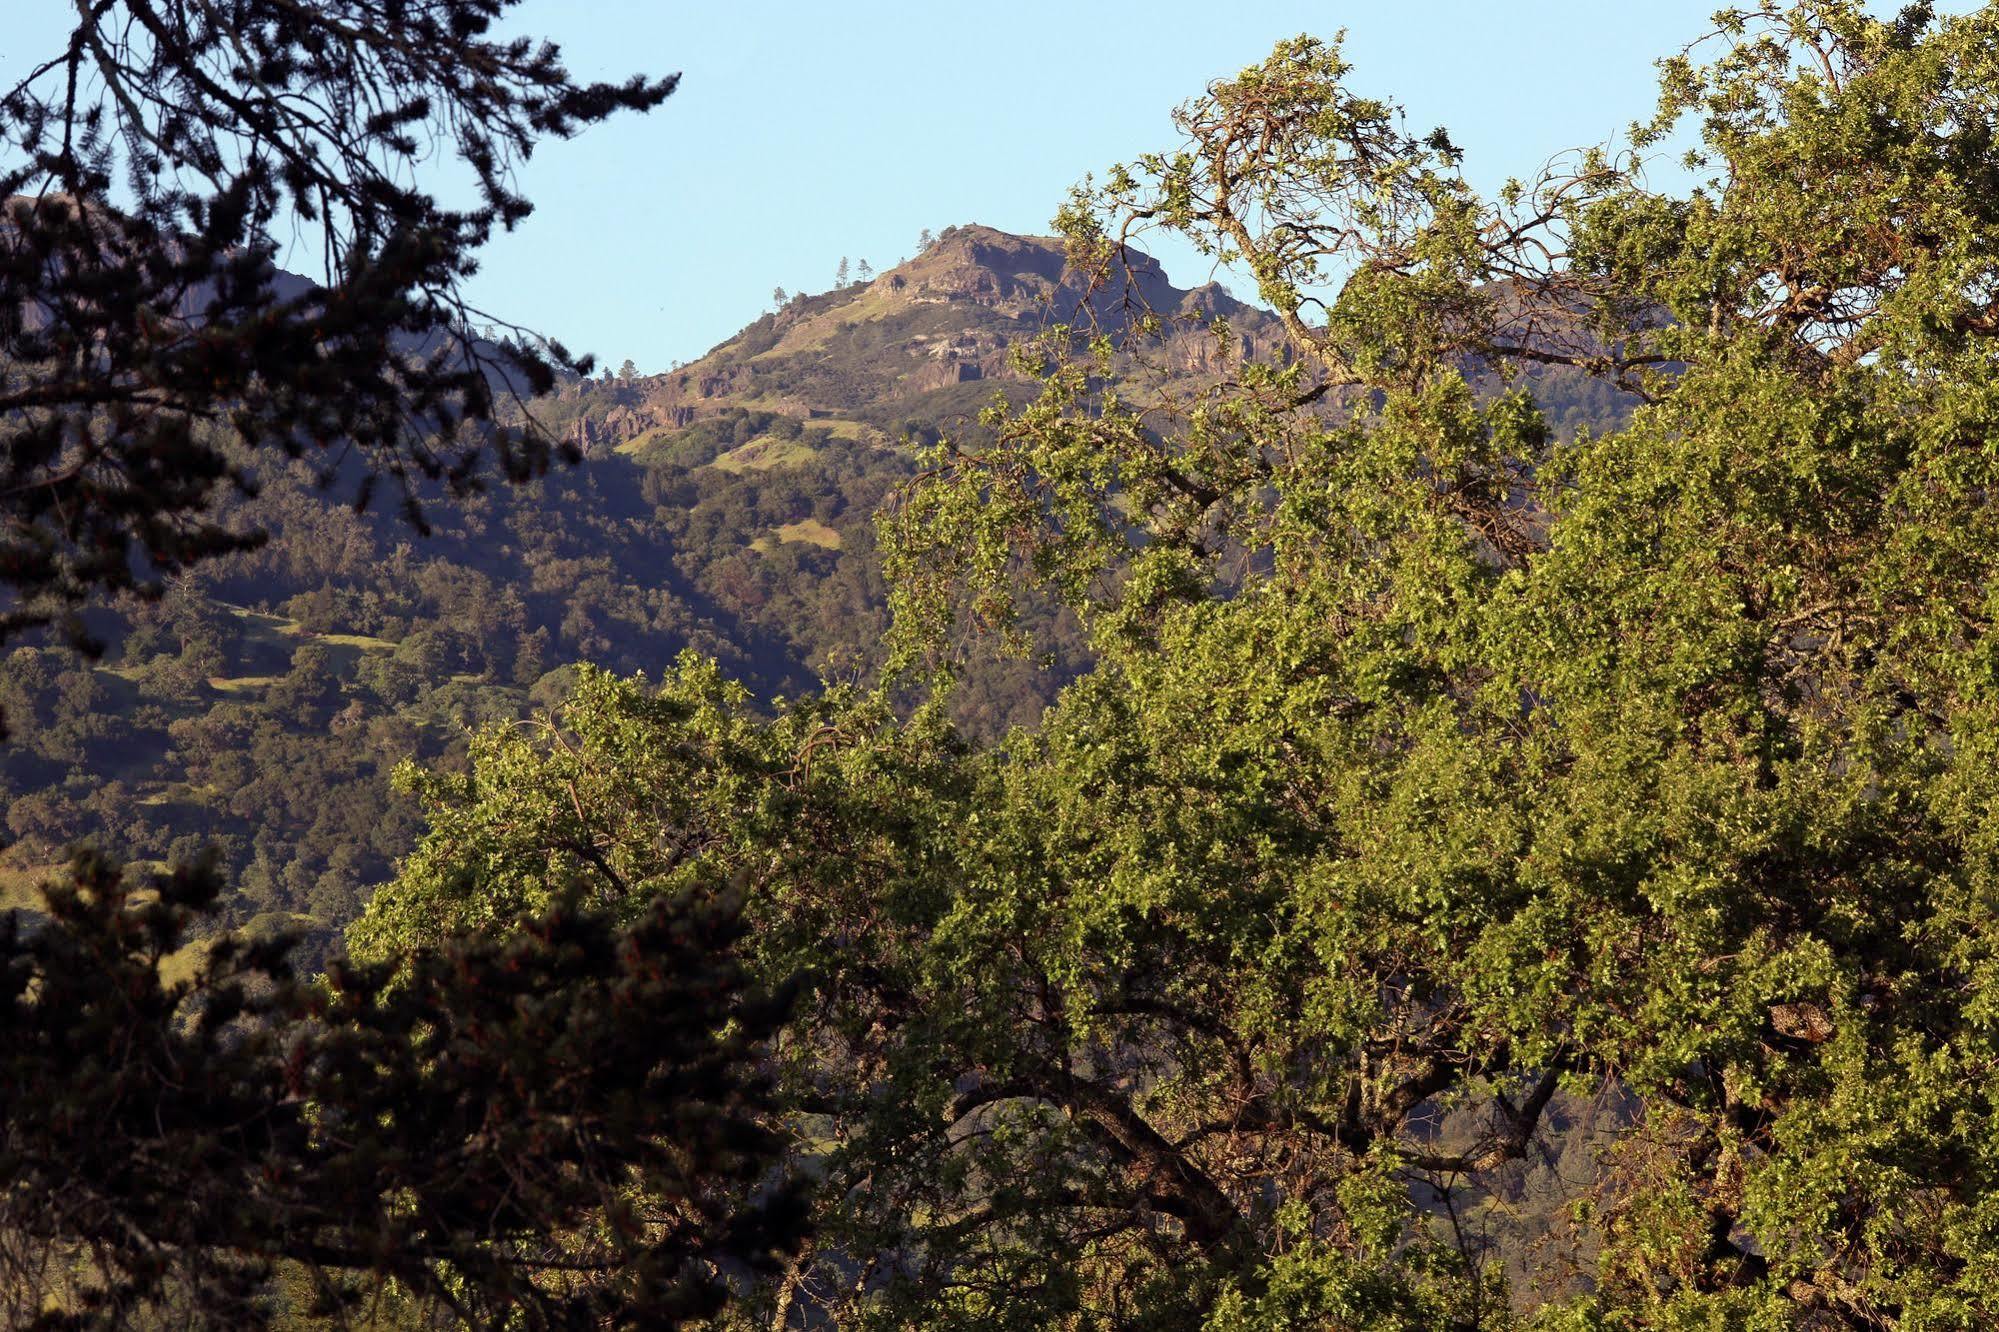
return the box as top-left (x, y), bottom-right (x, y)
top-left (885, 224), bottom-right (1076, 309)
top-left (556, 225), bottom-right (1292, 454)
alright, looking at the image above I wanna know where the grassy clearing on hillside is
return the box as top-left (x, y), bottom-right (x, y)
top-left (0, 863), bottom-right (61, 912)
top-left (757, 284), bottom-right (905, 359)
top-left (158, 936), bottom-right (215, 987)
top-left (208, 675), bottom-right (281, 695)
top-left (218, 600), bottom-right (394, 656)
top-left (753, 519), bottom-right (843, 554)
top-left (807, 417), bottom-right (870, 441)
top-left (318, 631), bottom-right (395, 651)
top-left (1, 859), bottom-right (171, 905)
top-left (2, 856), bottom-right (229, 985)
top-left (614, 428), bottom-right (668, 456)
top-left (709, 436), bottom-right (819, 474)
top-left (776, 518), bottom-right (843, 549)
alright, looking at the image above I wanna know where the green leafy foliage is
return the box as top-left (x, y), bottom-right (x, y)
top-left (359, 8), bottom-right (1999, 1327)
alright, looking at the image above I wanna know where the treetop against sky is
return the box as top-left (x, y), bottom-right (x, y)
top-left (0, 1), bottom-right (1875, 371)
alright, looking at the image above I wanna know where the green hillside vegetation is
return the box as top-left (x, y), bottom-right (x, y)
top-left (0, 425), bottom-right (934, 944)
top-left (5, 216), bottom-right (1471, 951)
top-left (0, 862), bottom-right (59, 912)
top-left (709, 435), bottom-right (819, 473)
top-left (0, 248), bottom-right (1622, 960)
top-left (773, 517), bottom-right (842, 549)
top-left (0, 320), bottom-right (1129, 955)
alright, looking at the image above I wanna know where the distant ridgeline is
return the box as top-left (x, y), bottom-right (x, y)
top-left (0, 224), bottom-right (1632, 950)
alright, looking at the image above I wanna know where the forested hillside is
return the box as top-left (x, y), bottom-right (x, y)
top-left (0, 218), bottom-right (1639, 948)
top-left (0, 227), bottom-right (1308, 941)
top-left (0, 219), bottom-right (1636, 957)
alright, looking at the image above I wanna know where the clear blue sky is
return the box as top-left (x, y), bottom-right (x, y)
top-left (0, 4), bottom-right (1938, 371)
top-left (483, 1), bottom-right (1720, 371)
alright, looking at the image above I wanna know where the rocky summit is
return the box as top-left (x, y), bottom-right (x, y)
top-left (554, 223), bottom-right (1290, 456)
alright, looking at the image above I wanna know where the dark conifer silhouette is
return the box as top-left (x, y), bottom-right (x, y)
top-left (0, 852), bottom-right (804, 1327)
top-left (0, 0), bottom-right (677, 647)
top-left (0, 10), bottom-right (806, 1327)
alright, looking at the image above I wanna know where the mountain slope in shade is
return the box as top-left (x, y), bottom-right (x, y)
top-left (5, 226), bottom-right (1229, 937)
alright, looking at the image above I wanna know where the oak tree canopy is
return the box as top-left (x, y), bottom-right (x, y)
top-left (372, 4), bottom-right (1999, 1326)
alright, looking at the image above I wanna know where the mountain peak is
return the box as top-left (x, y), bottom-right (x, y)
top-left (555, 225), bottom-right (1288, 455)
top-left (874, 223), bottom-right (1184, 319)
